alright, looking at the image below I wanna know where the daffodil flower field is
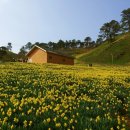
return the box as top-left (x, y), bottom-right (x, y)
top-left (0, 63), bottom-right (130, 130)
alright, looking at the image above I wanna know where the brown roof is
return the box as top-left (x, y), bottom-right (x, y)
top-left (26, 45), bottom-right (75, 59)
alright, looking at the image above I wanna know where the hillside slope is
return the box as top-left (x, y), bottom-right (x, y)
top-left (0, 50), bottom-right (18, 62)
top-left (53, 48), bottom-right (92, 57)
top-left (77, 33), bottom-right (130, 65)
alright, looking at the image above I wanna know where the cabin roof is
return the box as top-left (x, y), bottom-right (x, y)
top-left (26, 45), bottom-right (75, 59)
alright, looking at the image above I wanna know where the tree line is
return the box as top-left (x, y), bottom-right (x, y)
top-left (0, 8), bottom-right (130, 57)
top-left (97, 8), bottom-right (130, 43)
top-left (0, 43), bottom-right (12, 51)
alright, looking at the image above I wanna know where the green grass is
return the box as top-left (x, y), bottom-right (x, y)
top-left (77, 33), bottom-right (130, 65)
top-left (55, 48), bottom-right (92, 57)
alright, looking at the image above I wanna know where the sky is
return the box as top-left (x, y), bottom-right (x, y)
top-left (0, 0), bottom-right (129, 53)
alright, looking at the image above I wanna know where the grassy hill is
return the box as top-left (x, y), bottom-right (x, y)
top-left (53, 48), bottom-right (92, 57)
top-left (77, 32), bottom-right (130, 65)
top-left (0, 50), bottom-right (18, 62)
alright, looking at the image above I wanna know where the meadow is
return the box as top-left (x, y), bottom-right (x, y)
top-left (0, 63), bottom-right (130, 130)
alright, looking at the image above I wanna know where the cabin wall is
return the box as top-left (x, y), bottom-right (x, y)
top-left (47, 52), bottom-right (74, 65)
top-left (27, 48), bottom-right (47, 63)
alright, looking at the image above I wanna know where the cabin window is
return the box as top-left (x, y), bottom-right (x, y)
top-left (49, 56), bottom-right (52, 60)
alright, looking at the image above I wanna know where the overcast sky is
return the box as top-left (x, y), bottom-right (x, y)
top-left (0, 0), bottom-right (129, 53)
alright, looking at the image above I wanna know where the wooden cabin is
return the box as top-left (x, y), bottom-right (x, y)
top-left (26, 45), bottom-right (74, 65)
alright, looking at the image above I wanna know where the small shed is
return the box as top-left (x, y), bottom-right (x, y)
top-left (26, 45), bottom-right (74, 65)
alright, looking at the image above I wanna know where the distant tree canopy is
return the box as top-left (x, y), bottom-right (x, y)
top-left (0, 46), bottom-right (8, 51)
top-left (96, 37), bottom-right (103, 45)
top-left (25, 42), bottom-right (33, 51)
top-left (18, 37), bottom-right (96, 56)
top-left (121, 8), bottom-right (130, 32)
top-left (97, 8), bottom-right (130, 43)
top-left (18, 46), bottom-right (27, 59)
top-left (42, 37), bottom-right (95, 50)
top-left (99, 20), bottom-right (120, 42)
top-left (7, 43), bottom-right (12, 51)
top-left (84, 37), bottom-right (92, 47)
top-left (0, 43), bottom-right (12, 51)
